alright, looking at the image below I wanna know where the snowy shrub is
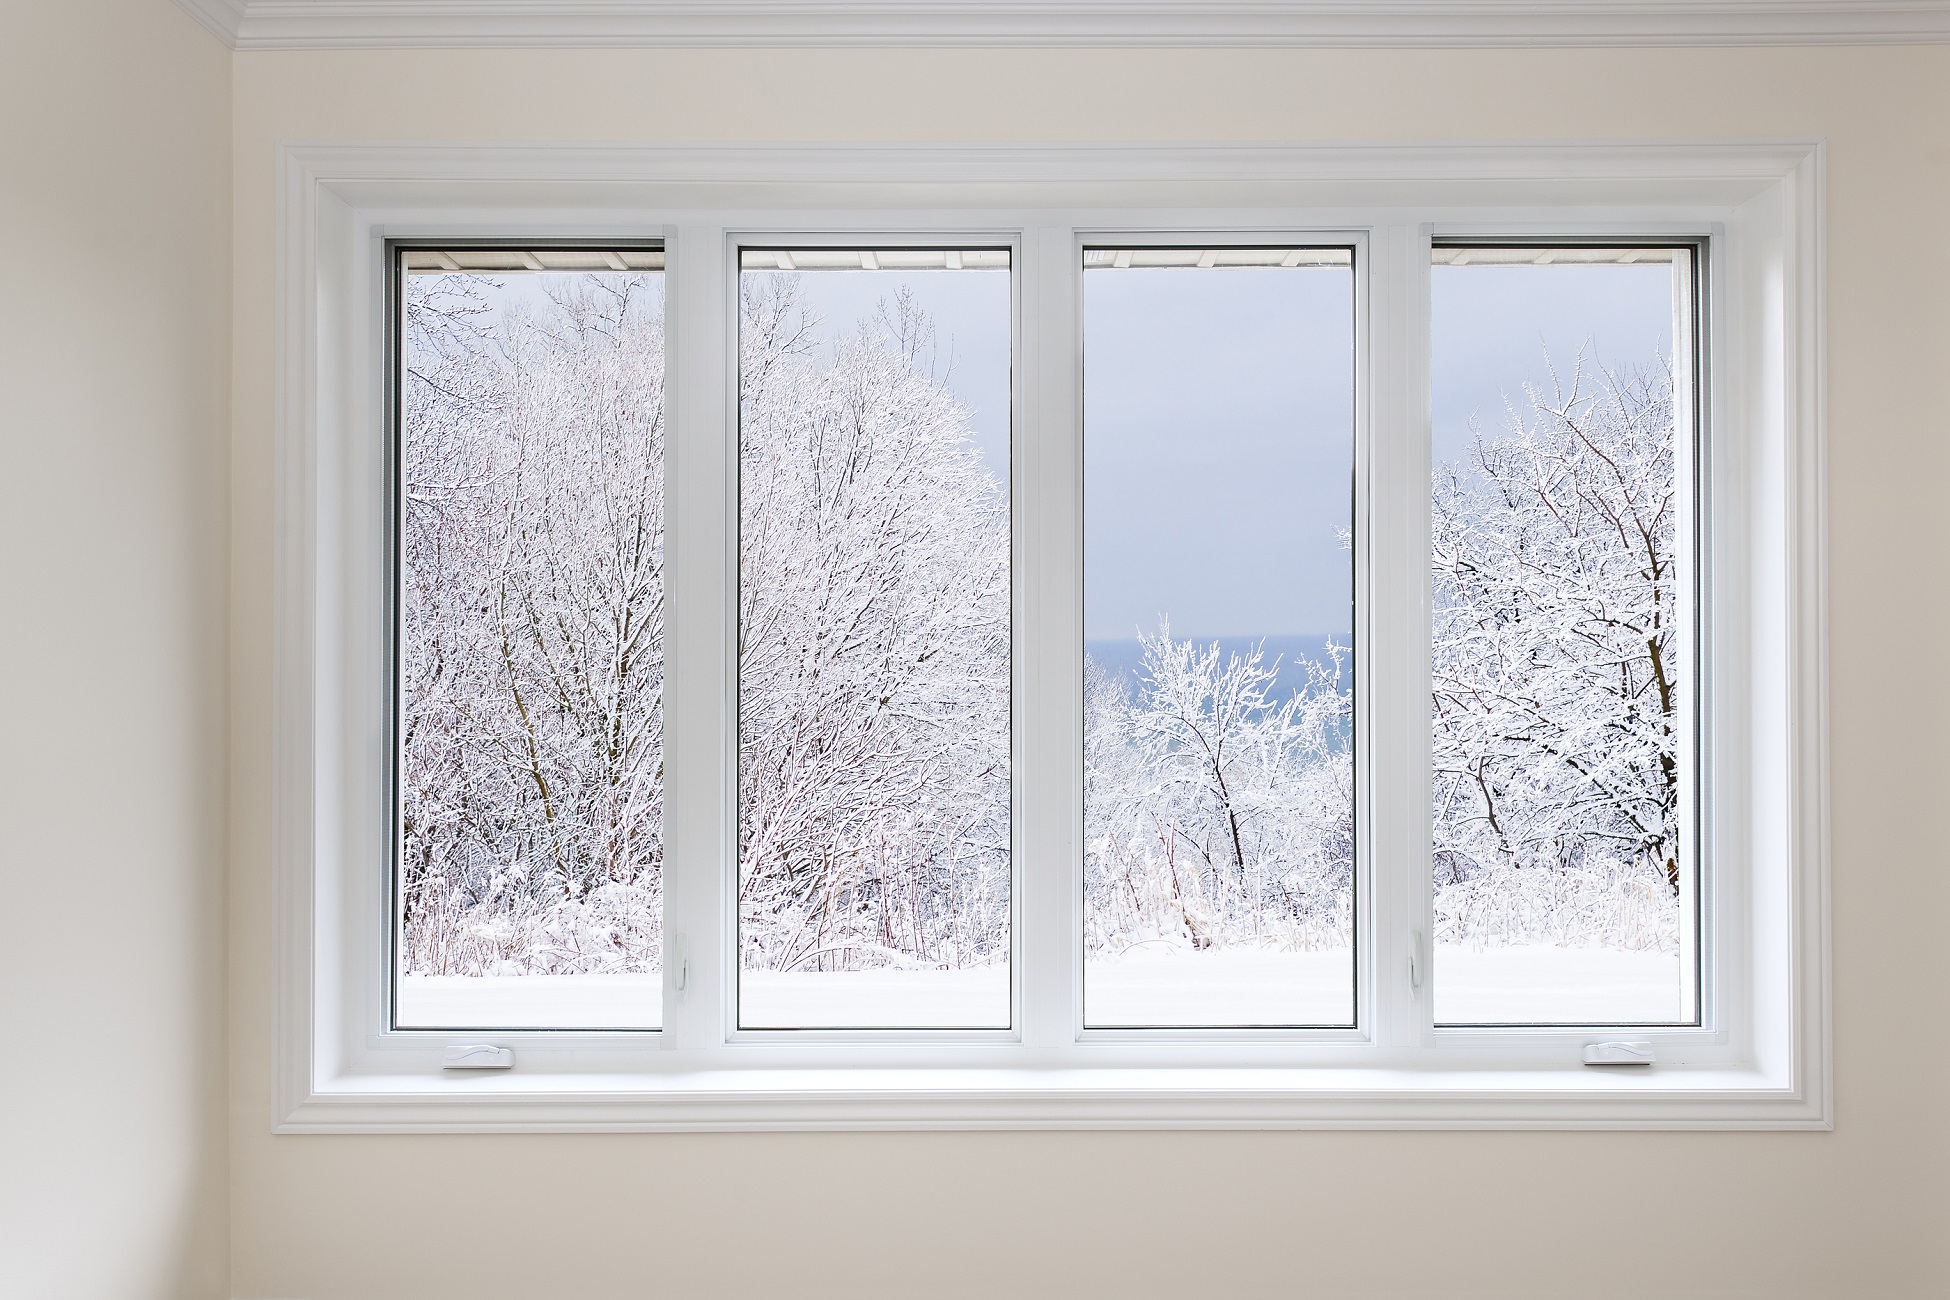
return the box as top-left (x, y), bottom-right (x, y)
top-left (1084, 631), bottom-right (1354, 957)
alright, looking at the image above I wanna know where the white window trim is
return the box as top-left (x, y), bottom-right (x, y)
top-left (273, 140), bottom-right (1828, 1131)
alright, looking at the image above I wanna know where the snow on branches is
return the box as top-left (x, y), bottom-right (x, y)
top-left (399, 272), bottom-right (1686, 981)
top-left (400, 271), bottom-right (667, 976)
top-left (1085, 631), bottom-right (1354, 957)
top-left (736, 278), bottom-right (1011, 975)
top-left (1432, 357), bottom-right (1685, 953)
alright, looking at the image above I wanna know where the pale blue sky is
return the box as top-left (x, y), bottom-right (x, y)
top-left (1433, 263), bottom-right (1676, 471)
top-left (1085, 264), bottom-right (1354, 642)
top-left (747, 257), bottom-right (1680, 648)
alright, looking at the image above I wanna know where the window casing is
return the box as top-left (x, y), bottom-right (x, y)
top-left (275, 141), bottom-right (1828, 1130)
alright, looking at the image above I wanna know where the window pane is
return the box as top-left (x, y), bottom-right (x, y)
top-left (738, 248), bottom-right (1012, 1029)
top-left (396, 249), bottom-right (668, 1030)
top-left (1430, 245), bottom-right (1698, 1026)
top-left (1083, 247), bottom-right (1356, 1028)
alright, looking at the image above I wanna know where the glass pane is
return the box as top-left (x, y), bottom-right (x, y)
top-left (1430, 245), bottom-right (1698, 1026)
top-left (738, 248), bottom-right (1012, 1029)
top-left (396, 249), bottom-right (668, 1030)
top-left (1083, 247), bottom-right (1356, 1028)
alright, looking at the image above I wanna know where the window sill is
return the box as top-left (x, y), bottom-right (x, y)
top-left (279, 1060), bottom-right (1825, 1131)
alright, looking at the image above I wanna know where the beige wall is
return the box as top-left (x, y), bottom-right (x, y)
top-left (214, 43), bottom-right (1936, 1300)
top-left (0, 0), bottom-right (232, 1297)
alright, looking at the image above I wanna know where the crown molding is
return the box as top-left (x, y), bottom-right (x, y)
top-left (174, 0), bottom-right (1950, 51)
top-left (276, 137), bottom-right (1823, 186)
top-left (175, 0), bottom-right (249, 42)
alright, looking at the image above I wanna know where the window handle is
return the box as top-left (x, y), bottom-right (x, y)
top-left (1409, 931), bottom-right (1425, 993)
top-left (443, 1045), bottom-right (513, 1070)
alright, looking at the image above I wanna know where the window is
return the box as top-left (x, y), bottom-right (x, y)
top-left (393, 245), bottom-right (667, 1033)
top-left (1082, 246), bottom-right (1355, 1028)
top-left (735, 247), bottom-right (1014, 1029)
top-left (1427, 245), bottom-right (1699, 1027)
top-left (277, 142), bottom-right (1828, 1131)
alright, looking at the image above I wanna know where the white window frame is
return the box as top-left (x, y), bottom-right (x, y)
top-left (273, 140), bottom-right (1828, 1131)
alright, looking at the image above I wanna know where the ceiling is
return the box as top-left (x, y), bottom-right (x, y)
top-left (172, 0), bottom-right (1950, 50)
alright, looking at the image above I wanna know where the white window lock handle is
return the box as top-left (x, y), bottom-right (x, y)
top-left (442, 1044), bottom-right (514, 1070)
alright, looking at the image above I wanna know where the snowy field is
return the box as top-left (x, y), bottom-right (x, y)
top-left (1085, 948), bottom-right (1354, 1026)
top-left (1435, 945), bottom-right (1686, 1024)
top-left (742, 966), bottom-right (1010, 1028)
top-left (397, 974), bottom-right (664, 1030)
top-left (394, 969), bottom-right (1012, 1030)
top-left (397, 944), bottom-right (1684, 1030)
top-left (1088, 945), bottom-right (1683, 1025)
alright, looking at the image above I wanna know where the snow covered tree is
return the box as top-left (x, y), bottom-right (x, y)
top-left (400, 271), bottom-right (666, 976)
top-left (1084, 629), bottom-right (1353, 956)
top-left (736, 278), bottom-right (1012, 975)
top-left (399, 271), bottom-right (1680, 981)
top-left (1431, 356), bottom-right (1683, 952)
top-left (402, 270), bottom-right (1016, 981)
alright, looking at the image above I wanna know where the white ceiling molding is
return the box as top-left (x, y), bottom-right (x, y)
top-left (173, 0), bottom-right (1950, 51)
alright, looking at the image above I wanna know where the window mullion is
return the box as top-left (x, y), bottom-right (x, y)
top-left (1016, 225), bottom-right (1083, 1051)
top-left (1364, 222), bottom-right (1434, 1049)
top-left (661, 223), bottom-right (733, 1053)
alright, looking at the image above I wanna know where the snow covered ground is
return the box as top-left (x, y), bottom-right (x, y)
top-left (1085, 947), bottom-right (1353, 1026)
top-left (397, 974), bottom-right (663, 1030)
top-left (741, 966), bottom-right (1009, 1029)
top-left (1086, 944), bottom-right (1682, 1025)
top-left (397, 943), bottom-right (1685, 1030)
top-left (394, 968), bottom-right (1011, 1030)
top-left (1435, 945), bottom-right (1686, 1024)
